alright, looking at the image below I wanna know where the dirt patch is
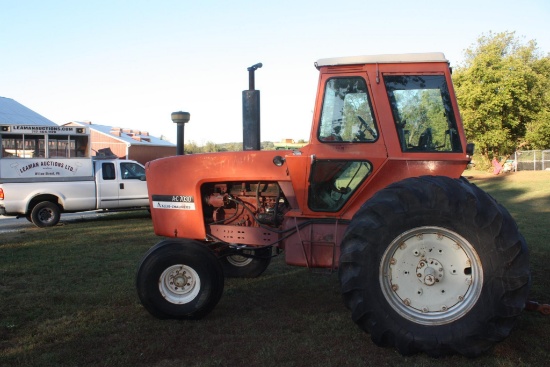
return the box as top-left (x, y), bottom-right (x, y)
top-left (0, 231), bottom-right (27, 246)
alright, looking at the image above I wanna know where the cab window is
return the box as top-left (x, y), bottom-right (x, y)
top-left (384, 75), bottom-right (462, 152)
top-left (120, 162), bottom-right (145, 180)
top-left (102, 163), bottom-right (116, 180)
top-left (308, 160), bottom-right (372, 212)
top-left (318, 77), bottom-right (378, 143)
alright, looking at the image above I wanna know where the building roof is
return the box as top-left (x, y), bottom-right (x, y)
top-left (68, 121), bottom-right (175, 147)
top-left (0, 96), bottom-right (58, 126)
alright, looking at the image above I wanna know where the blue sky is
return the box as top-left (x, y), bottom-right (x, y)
top-left (1, 0), bottom-right (549, 144)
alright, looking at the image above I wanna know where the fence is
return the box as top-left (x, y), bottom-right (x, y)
top-left (514, 150), bottom-right (550, 171)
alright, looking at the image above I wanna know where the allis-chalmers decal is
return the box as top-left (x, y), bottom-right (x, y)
top-left (151, 195), bottom-right (195, 210)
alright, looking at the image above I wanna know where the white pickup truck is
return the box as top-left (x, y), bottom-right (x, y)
top-left (0, 158), bottom-right (149, 227)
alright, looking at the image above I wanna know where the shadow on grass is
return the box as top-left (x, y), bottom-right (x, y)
top-left (2, 176), bottom-right (550, 367)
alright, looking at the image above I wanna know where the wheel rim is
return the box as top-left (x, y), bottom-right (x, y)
top-left (38, 207), bottom-right (54, 223)
top-left (380, 226), bottom-right (483, 325)
top-left (226, 251), bottom-right (253, 267)
top-left (159, 264), bottom-right (201, 304)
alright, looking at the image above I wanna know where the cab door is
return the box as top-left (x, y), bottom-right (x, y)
top-left (117, 161), bottom-right (148, 207)
top-left (304, 74), bottom-right (386, 216)
top-left (97, 162), bottom-right (120, 208)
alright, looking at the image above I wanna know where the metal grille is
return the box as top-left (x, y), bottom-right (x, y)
top-left (514, 150), bottom-right (550, 171)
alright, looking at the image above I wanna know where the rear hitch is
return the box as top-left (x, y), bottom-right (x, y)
top-left (525, 300), bottom-right (550, 315)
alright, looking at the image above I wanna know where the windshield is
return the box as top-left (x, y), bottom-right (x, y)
top-left (318, 77), bottom-right (378, 143)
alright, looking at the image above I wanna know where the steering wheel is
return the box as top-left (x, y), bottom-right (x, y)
top-left (357, 116), bottom-right (377, 139)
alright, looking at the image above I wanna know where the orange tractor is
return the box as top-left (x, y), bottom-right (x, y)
top-left (136, 53), bottom-right (530, 357)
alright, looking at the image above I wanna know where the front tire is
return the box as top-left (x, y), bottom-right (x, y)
top-left (136, 239), bottom-right (225, 319)
top-left (30, 201), bottom-right (61, 227)
top-left (339, 176), bottom-right (530, 357)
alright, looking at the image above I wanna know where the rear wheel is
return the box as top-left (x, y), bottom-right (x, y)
top-left (30, 201), bottom-right (61, 227)
top-left (379, 226), bottom-right (483, 326)
top-left (136, 239), bottom-right (224, 319)
top-left (220, 247), bottom-right (272, 278)
top-left (339, 176), bottom-right (530, 357)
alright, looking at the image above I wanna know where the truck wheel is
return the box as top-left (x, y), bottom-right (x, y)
top-left (30, 201), bottom-right (61, 227)
top-left (136, 239), bottom-right (224, 319)
top-left (339, 176), bottom-right (530, 357)
top-left (220, 247), bottom-right (272, 278)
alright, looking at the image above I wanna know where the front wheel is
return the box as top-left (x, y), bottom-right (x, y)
top-left (136, 239), bottom-right (225, 319)
top-left (339, 176), bottom-right (530, 357)
top-left (30, 201), bottom-right (61, 227)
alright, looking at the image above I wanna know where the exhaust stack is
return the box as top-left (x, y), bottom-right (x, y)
top-left (242, 63), bottom-right (262, 151)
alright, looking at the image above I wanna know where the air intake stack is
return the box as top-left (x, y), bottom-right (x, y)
top-left (171, 111), bottom-right (190, 155)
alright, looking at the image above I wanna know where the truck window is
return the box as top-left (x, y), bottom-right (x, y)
top-left (1, 134), bottom-right (45, 158)
top-left (384, 75), bottom-right (462, 153)
top-left (0, 125), bottom-right (90, 160)
top-left (318, 77), bottom-right (378, 143)
top-left (308, 160), bottom-right (372, 212)
top-left (102, 163), bottom-right (116, 180)
top-left (120, 162), bottom-right (145, 180)
top-left (74, 135), bottom-right (89, 157)
top-left (48, 135), bottom-right (69, 158)
top-left (2, 134), bottom-right (23, 157)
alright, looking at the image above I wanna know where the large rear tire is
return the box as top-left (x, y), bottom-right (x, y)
top-left (136, 239), bottom-right (225, 319)
top-left (339, 176), bottom-right (530, 357)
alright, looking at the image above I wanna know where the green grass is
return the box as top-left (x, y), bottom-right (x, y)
top-left (465, 170), bottom-right (550, 302)
top-left (1, 172), bottom-right (550, 367)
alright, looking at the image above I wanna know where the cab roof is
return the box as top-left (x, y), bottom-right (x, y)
top-left (315, 52), bottom-right (447, 68)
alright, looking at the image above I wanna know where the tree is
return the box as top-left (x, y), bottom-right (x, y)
top-left (525, 110), bottom-right (550, 149)
top-left (524, 57), bottom-right (550, 149)
top-left (261, 141), bottom-right (275, 150)
top-left (184, 140), bottom-right (201, 154)
top-left (452, 31), bottom-right (550, 164)
top-left (203, 141), bottom-right (218, 153)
